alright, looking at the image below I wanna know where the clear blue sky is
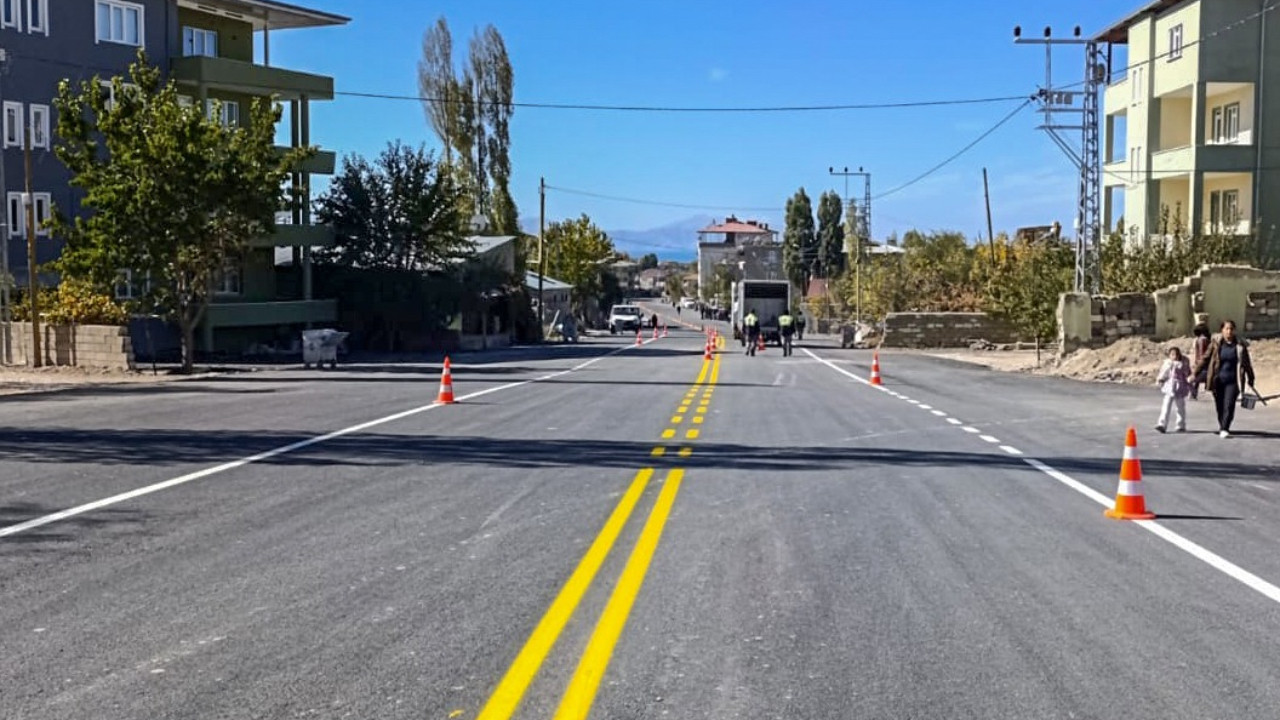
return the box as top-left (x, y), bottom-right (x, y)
top-left (265, 0), bottom-right (1139, 253)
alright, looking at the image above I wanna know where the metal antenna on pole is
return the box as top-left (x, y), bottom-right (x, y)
top-left (1014, 24), bottom-right (1104, 293)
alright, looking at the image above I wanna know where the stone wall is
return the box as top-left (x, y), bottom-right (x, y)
top-left (882, 312), bottom-right (1018, 348)
top-left (2, 322), bottom-right (136, 370)
top-left (1057, 292), bottom-right (1157, 354)
top-left (1246, 291), bottom-right (1280, 338)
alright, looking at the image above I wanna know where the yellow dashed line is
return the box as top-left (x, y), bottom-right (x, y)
top-left (650, 447), bottom-right (666, 457)
top-left (696, 407), bottom-right (707, 414)
top-left (661, 429), bottom-right (676, 439)
top-left (693, 416), bottom-right (704, 424)
top-left (678, 447), bottom-right (692, 458)
top-left (671, 416), bottom-right (683, 424)
top-left (686, 429), bottom-right (699, 439)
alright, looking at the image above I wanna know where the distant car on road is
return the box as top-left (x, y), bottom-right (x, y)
top-left (608, 304), bottom-right (644, 334)
top-left (680, 298), bottom-right (697, 309)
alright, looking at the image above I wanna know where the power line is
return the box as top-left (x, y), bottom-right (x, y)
top-left (873, 99), bottom-right (1034, 200)
top-left (336, 90), bottom-right (1032, 113)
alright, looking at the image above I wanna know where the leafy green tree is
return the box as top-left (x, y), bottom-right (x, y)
top-left (544, 214), bottom-right (616, 313)
top-left (664, 273), bottom-right (684, 302)
top-left (418, 17), bottom-right (518, 235)
top-left (984, 235), bottom-right (1074, 340)
top-left (314, 142), bottom-right (470, 270)
top-left (638, 253), bottom-right (659, 270)
top-left (51, 52), bottom-right (306, 372)
top-left (816, 190), bottom-right (845, 278)
top-left (783, 188), bottom-right (817, 292)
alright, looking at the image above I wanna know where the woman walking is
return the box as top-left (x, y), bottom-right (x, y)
top-left (1190, 318), bottom-right (1211, 400)
top-left (1194, 320), bottom-right (1256, 438)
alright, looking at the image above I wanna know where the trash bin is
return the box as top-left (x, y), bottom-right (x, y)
top-left (302, 329), bottom-right (348, 369)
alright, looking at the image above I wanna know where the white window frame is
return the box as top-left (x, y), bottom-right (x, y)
top-left (206, 99), bottom-right (239, 127)
top-left (3, 100), bottom-right (22, 148)
top-left (29, 104), bottom-right (48, 149)
top-left (95, 0), bottom-right (144, 47)
top-left (1212, 106), bottom-right (1224, 144)
top-left (6, 192), bottom-right (22, 237)
top-left (214, 261), bottom-right (243, 296)
top-left (25, 0), bottom-right (45, 35)
top-left (1168, 24), bottom-right (1183, 61)
top-left (182, 26), bottom-right (217, 57)
top-left (114, 269), bottom-right (151, 300)
top-left (1, 0), bottom-right (19, 30)
top-left (32, 191), bottom-right (50, 236)
top-left (1224, 102), bottom-right (1240, 143)
top-left (99, 80), bottom-right (140, 111)
top-left (1222, 189), bottom-right (1240, 226)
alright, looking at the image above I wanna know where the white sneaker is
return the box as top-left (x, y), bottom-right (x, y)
top-left (1219, 430), bottom-right (1231, 439)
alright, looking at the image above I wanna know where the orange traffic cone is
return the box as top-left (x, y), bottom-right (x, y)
top-left (757, 333), bottom-right (766, 353)
top-left (662, 325), bottom-right (669, 338)
top-left (870, 352), bottom-right (883, 386)
top-left (704, 339), bottom-right (713, 360)
top-left (436, 357), bottom-right (456, 404)
top-left (1105, 427), bottom-right (1156, 520)
top-left (635, 331), bottom-right (643, 346)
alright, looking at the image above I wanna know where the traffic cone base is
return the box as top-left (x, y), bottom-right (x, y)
top-left (436, 356), bottom-right (456, 404)
top-left (1105, 427), bottom-right (1155, 520)
top-left (870, 353), bottom-right (883, 386)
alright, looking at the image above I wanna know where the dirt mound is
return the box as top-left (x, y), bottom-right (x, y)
top-left (1041, 336), bottom-right (1280, 389)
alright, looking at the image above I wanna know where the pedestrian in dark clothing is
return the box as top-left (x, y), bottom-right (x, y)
top-left (1194, 320), bottom-right (1256, 438)
top-left (795, 314), bottom-right (806, 341)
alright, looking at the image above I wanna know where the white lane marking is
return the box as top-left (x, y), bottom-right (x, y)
top-left (946, 418), bottom-right (963, 425)
top-left (931, 410), bottom-right (947, 417)
top-left (907, 400), bottom-right (921, 406)
top-left (0, 345), bottom-right (639, 540)
top-left (963, 427), bottom-right (981, 434)
top-left (979, 435), bottom-right (1000, 444)
top-left (805, 344), bottom-right (1280, 607)
top-left (919, 404), bottom-right (933, 410)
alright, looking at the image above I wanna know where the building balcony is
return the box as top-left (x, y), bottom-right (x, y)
top-left (170, 55), bottom-right (335, 101)
top-left (1150, 146), bottom-right (1193, 179)
top-left (248, 224), bottom-right (335, 249)
top-left (205, 299), bottom-right (337, 328)
top-left (1104, 78), bottom-right (1129, 116)
top-left (1103, 159), bottom-right (1130, 187)
top-left (275, 146), bottom-right (336, 175)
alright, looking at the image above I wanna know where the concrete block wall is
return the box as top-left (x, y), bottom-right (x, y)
top-left (882, 312), bottom-right (1019, 348)
top-left (1245, 291), bottom-right (1280, 338)
top-left (3, 322), bottom-right (136, 370)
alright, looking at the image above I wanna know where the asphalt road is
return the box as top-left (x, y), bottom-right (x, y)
top-left (3, 320), bottom-right (1280, 719)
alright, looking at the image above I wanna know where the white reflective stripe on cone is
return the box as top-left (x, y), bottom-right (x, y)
top-left (1122, 446), bottom-right (1139, 460)
top-left (1117, 480), bottom-right (1144, 497)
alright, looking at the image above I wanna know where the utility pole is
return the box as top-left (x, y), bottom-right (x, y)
top-left (538, 176), bottom-right (545, 337)
top-left (829, 166), bottom-right (871, 325)
top-left (1014, 24), bottom-right (1106, 293)
top-left (0, 47), bottom-right (9, 365)
top-left (23, 122), bottom-right (40, 367)
top-left (983, 167), bottom-right (996, 267)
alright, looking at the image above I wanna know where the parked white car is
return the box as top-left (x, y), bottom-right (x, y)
top-left (608, 304), bottom-right (644, 334)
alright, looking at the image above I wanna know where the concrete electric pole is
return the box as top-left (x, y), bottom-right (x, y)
top-left (828, 166), bottom-right (871, 325)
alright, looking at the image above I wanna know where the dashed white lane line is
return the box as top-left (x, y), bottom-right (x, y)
top-left (979, 435), bottom-right (1001, 444)
top-left (919, 404), bottom-right (933, 410)
top-left (0, 342), bottom-right (652, 540)
top-left (801, 347), bottom-right (1280, 609)
top-left (931, 410), bottom-right (947, 417)
top-left (946, 418), bottom-right (963, 425)
top-left (963, 427), bottom-right (981, 434)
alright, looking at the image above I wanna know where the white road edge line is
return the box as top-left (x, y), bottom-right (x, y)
top-left (803, 347), bottom-right (1280, 609)
top-left (0, 342), bottom-right (651, 540)
top-left (1000, 446), bottom-right (1024, 456)
top-left (979, 435), bottom-right (1001, 444)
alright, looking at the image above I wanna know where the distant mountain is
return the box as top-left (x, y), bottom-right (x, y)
top-left (608, 215), bottom-right (714, 261)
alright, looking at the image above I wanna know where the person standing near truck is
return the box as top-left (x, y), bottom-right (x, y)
top-left (795, 312), bottom-right (806, 341)
top-left (743, 309), bottom-right (759, 357)
top-left (779, 310), bottom-right (795, 357)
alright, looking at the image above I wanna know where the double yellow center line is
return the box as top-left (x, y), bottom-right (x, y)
top-left (473, 349), bottom-right (722, 720)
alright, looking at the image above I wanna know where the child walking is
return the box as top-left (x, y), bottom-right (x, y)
top-left (1155, 346), bottom-right (1192, 433)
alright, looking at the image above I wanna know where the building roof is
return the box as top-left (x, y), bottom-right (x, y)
top-left (176, 0), bottom-right (350, 31)
top-left (698, 219), bottom-right (776, 235)
top-left (466, 235), bottom-right (518, 255)
top-left (1094, 0), bottom-right (1182, 43)
top-left (525, 271), bottom-right (572, 291)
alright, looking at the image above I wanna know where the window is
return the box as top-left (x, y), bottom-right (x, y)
top-left (99, 81), bottom-right (139, 111)
top-left (1209, 190), bottom-right (1242, 231)
top-left (215, 262), bottom-right (242, 295)
top-left (1212, 103), bottom-right (1241, 143)
top-left (206, 99), bottom-right (239, 127)
top-left (96, 0), bottom-right (143, 46)
top-left (113, 269), bottom-right (150, 300)
top-left (1, 0), bottom-right (18, 30)
top-left (1130, 67), bottom-right (1144, 105)
top-left (182, 26), bottom-right (217, 57)
top-left (26, 0), bottom-right (45, 34)
top-left (3, 101), bottom-right (21, 147)
top-left (1169, 24), bottom-right (1183, 60)
top-left (29, 104), bottom-right (48, 149)
top-left (7, 191), bottom-right (50, 236)
top-left (178, 95), bottom-right (194, 109)
top-left (1129, 146), bottom-right (1142, 184)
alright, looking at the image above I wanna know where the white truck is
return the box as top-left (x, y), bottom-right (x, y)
top-left (732, 279), bottom-right (791, 346)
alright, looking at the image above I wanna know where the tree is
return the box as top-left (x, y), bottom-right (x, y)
top-left (544, 214), bottom-right (616, 313)
top-left (984, 235), bottom-right (1074, 340)
top-left (638, 253), bottom-right (659, 271)
top-left (783, 188), bottom-right (817, 293)
top-left (418, 18), bottom-right (518, 235)
top-left (52, 52), bottom-right (305, 372)
top-left (664, 273), bottom-right (684, 302)
top-left (816, 191), bottom-right (845, 278)
top-left (314, 142), bottom-right (471, 270)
